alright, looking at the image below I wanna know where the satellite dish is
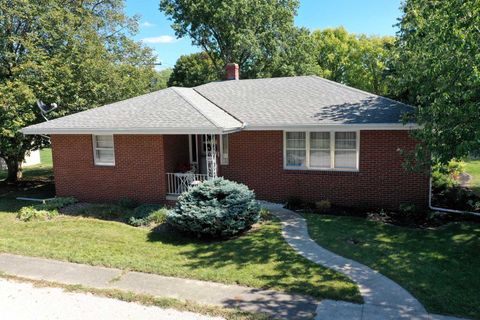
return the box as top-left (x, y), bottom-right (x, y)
top-left (36, 100), bottom-right (58, 121)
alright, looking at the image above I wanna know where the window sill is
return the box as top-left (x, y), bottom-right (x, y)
top-left (283, 167), bottom-right (359, 175)
top-left (94, 163), bottom-right (115, 167)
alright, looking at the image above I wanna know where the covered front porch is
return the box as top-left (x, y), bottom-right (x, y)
top-left (165, 133), bottom-right (228, 198)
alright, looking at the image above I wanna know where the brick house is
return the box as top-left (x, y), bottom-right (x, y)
top-left (22, 64), bottom-right (429, 210)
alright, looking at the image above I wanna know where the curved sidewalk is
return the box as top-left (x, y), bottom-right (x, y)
top-left (263, 203), bottom-right (466, 320)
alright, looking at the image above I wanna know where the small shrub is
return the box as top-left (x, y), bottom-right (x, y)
top-left (17, 206), bottom-right (58, 222)
top-left (432, 169), bottom-right (458, 192)
top-left (37, 197), bottom-right (77, 211)
top-left (399, 203), bottom-right (417, 216)
top-left (315, 200), bottom-right (331, 213)
top-left (128, 216), bottom-right (146, 227)
top-left (367, 208), bottom-right (388, 221)
top-left (77, 204), bottom-right (127, 220)
top-left (447, 160), bottom-right (465, 178)
top-left (285, 196), bottom-right (303, 210)
top-left (167, 178), bottom-right (260, 237)
top-left (132, 204), bottom-right (162, 219)
top-left (147, 208), bottom-right (168, 225)
top-left (474, 201), bottom-right (480, 211)
top-left (259, 208), bottom-right (272, 221)
top-left (127, 205), bottom-right (168, 227)
top-left (118, 198), bottom-right (139, 209)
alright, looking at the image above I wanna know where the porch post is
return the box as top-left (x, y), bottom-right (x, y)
top-left (205, 134), bottom-right (217, 180)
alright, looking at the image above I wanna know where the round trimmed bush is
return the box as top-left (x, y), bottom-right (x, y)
top-left (167, 178), bottom-right (260, 237)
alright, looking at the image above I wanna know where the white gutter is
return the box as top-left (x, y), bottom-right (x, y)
top-left (21, 127), bottom-right (228, 135)
top-left (429, 177), bottom-right (480, 217)
top-left (243, 123), bottom-right (420, 131)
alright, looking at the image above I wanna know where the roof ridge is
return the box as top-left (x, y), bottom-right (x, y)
top-left (170, 87), bottom-right (220, 129)
top-left (171, 87), bottom-right (243, 131)
top-left (196, 75), bottom-right (313, 88)
top-left (192, 87), bottom-right (245, 126)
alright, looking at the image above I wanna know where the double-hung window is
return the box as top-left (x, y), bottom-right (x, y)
top-left (93, 135), bottom-right (115, 166)
top-left (285, 132), bottom-right (306, 167)
top-left (285, 131), bottom-right (358, 170)
top-left (334, 132), bottom-right (357, 169)
top-left (310, 132), bottom-right (331, 168)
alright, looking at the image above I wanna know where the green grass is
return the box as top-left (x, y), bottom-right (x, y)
top-left (0, 148), bottom-right (53, 181)
top-left (304, 213), bottom-right (480, 319)
top-left (0, 149), bottom-right (360, 303)
top-left (0, 193), bottom-right (361, 304)
top-left (464, 159), bottom-right (480, 195)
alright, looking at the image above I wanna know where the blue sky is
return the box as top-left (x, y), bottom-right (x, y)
top-left (125, 0), bottom-right (403, 69)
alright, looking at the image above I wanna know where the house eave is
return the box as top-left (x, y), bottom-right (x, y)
top-left (243, 123), bottom-right (420, 131)
top-left (22, 122), bottom-right (419, 135)
top-left (21, 127), bottom-right (241, 135)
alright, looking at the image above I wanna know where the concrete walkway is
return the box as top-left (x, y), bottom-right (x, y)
top-left (262, 202), bottom-right (467, 320)
top-left (0, 253), bottom-right (317, 319)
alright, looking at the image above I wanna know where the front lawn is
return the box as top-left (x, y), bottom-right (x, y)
top-left (0, 192), bottom-right (361, 304)
top-left (464, 159), bottom-right (480, 195)
top-left (304, 213), bottom-right (480, 319)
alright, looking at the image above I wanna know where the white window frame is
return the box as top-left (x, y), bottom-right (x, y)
top-left (220, 134), bottom-right (229, 165)
top-left (283, 130), bottom-right (360, 171)
top-left (92, 135), bottom-right (115, 166)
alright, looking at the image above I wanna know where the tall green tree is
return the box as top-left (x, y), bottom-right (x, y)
top-left (312, 27), bottom-right (395, 95)
top-left (159, 0), bottom-right (300, 78)
top-left (168, 52), bottom-right (218, 87)
top-left (266, 27), bottom-right (322, 78)
top-left (0, 0), bottom-right (162, 182)
top-left (393, 0), bottom-right (480, 164)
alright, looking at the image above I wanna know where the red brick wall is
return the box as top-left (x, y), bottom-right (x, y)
top-left (51, 130), bottom-right (429, 209)
top-left (220, 130), bottom-right (429, 210)
top-left (51, 135), bottom-right (167, 203)
top-left (163, 135), bottom-right (190, 173)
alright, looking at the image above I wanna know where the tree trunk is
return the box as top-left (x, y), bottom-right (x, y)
top-left (5, 158), bottom-right (22, 182)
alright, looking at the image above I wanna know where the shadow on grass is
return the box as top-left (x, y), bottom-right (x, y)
top-left (146, 221), bottom-right (361, 302)
top-left (304, 213), bottom-right (480, 318)
top-left (61, 203), bottom-right (134, 223)
top-left (0, 181), bottom-right (56, 213)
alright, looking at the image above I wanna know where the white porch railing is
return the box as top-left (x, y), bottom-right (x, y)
top-left (166, 172), bottom-right (208, 195)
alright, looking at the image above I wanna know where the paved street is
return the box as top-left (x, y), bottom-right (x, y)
top-left (0, 278), bottom-right (222, 320)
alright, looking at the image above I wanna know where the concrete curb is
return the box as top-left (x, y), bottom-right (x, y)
top-left (0, 253), bottom-right (317, 319)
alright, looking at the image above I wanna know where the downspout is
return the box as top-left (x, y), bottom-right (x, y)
top-left (428, 176), bottom-right (480, 217)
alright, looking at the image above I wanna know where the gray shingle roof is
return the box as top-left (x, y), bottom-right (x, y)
top-left (195, 76), bottom-right (413, 128)
top-left (22, 75), bottom-right (414, 135)
top-left (22, 87), bottom-right (242, 134)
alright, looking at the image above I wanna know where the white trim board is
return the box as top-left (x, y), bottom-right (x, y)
top-left (22, 123), bottom-right (418, 136)
top-left (245, 123), bottom-right (419, 131)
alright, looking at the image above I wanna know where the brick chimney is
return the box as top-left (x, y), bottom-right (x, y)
top-left (225, 63), bottom-right (239, 80)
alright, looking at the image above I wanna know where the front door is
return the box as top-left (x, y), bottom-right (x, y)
top-left (199, 135), bottom-right (210, 175)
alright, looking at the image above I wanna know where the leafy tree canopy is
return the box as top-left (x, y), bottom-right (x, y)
top-left (393, 0), bottom-right (480, 164)
top-left (0, 0), bottom-right (164, 181)
top-left (168, 52), bottom-right (218, 87)
top-left (312, 27), bottom-right (395, 95)
top-left (159, 0), bottom-right (300, 78)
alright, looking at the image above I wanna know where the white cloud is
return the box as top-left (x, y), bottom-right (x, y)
top-left (140, 21), bottom-right (155, 28)
top-left (141, 35), bottom-right (177, 44)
